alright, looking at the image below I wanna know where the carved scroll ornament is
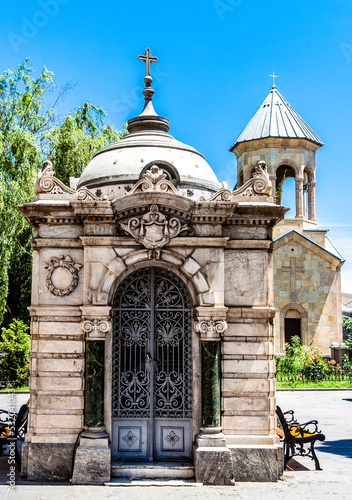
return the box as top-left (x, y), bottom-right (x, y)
top-left (34, 160), bottom-right (104, 201)
top-left (34, 161), bottom-right (75, 196)
top-left (209, 161), bottom-right (272, 201)
top-left (120, 204), bottom-right (189, 251)
top-left (128, 166), bottom-right (179, 195)
top-left (194, 319), bottom-right (227, 340)
top-left (81, 319), bottom-right (111, 339)
top-left (44, 255), bottom-right (82, 296)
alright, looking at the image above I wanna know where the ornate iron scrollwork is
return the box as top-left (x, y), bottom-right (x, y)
top-left (112, 267), bottom-right (192, 420)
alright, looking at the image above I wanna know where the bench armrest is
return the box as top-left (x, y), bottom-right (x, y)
top-left (283, 410), bottom-right (297, 423)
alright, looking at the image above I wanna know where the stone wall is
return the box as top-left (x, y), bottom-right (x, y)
top-left (273, 235), bottom-right (343, 354)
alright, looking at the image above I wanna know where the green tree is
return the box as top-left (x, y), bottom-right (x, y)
top-left (0, 59), bottom-right (124, 328)
top-left (0, 319), bottom-right (30, 387)
top-left (45, 102), bottom-right (124, 186)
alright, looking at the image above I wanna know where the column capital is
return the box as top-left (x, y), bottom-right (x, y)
top-left (81, 318), bottom-right (111, 340)
top-left (194, 319), bottom-right (227, 341)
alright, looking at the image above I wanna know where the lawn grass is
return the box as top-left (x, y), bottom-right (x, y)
top-left (0, 385), bottom-right (29, 391)
top-left (277, 380), bottom-right (352, 389)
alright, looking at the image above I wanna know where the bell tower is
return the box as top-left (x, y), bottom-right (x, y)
top-left (229, 78), bottom-right (324, 232)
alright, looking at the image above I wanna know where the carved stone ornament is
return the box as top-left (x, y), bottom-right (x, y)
top-left (209, 161), bottom-right (272, 201)
top-left (81, 319), bottom-right (111, 339)
top-left (34, 160), bottom-right (75, 195)
top-left (233, 161), bottom-right (272, 197)
top-left (194, 319), bottom-right (227, 340)
top-left (120, 204), bottom-right (189, 251)
top-left (44, 255), bottom-right (82, 296)
top-left (76, 187), bottom-right (105, 201)
top-left (128, 166), bottom-right (179, 195)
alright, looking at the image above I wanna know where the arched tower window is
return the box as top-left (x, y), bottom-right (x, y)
top-left (275, 165), bottom-right (296, 207)
top-left (303, 166), bottom-right (315, 222)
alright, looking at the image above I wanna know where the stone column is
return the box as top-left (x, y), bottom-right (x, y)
top-left (295, 177), bottom-right (304, 219)
top-left (72, 306), bottom-right (111, 485)
top-left (194, 308), bottom-right (234, 485)
top-left (269, 174), bottom-right (276, 203)
top-left (307, 182), bottom-right (316, 221)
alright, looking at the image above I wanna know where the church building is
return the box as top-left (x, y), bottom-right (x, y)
top-left (19, 51), bottom-right (288, 484)
top-left (230, 76), bottom-right (344, 355)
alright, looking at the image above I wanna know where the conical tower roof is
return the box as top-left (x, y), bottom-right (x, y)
top-left (230, 88), bottom-right (324, 151)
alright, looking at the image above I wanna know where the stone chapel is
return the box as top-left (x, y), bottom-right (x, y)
top-left (230, 79), bottom-right (344, 355)
top-left (19, 50), bottom-right (290, 485)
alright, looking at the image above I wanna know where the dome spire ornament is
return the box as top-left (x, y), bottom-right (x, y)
top-left (138, 47), bottom-right (158, 109)
top-left (127, 48), bottom-right (170, 133)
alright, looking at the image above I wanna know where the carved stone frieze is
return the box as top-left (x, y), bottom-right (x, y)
top-left (34, 161), bottom-right (75, 196)
top-left (194, 319), bottom-right (227, 341)
top-left (81, 319), bottom-right (111, 339)
top-left (120, 204), bottom-right (189, 250)
top-left (128, 166), bottom-right (179, 194)
top-left (44, 255), bottom-right (82, 296)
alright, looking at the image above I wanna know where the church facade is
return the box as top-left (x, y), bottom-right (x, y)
top-left (19, 52), bottom-right (287, 484)
top-left (230, 84), bottom-right (344, 355)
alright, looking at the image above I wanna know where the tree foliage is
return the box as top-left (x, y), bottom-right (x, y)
top-left (0, 59), bottom-right (124, 328)
top-left (0, 319), bottom-right (30, 387)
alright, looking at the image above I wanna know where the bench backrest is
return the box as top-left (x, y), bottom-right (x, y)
top-left (276, 405), bottom-right (294, 443)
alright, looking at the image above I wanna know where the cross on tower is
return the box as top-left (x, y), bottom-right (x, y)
top-left (138, 48), bottom-right (158, 78)
top-left (282, 257), bottom-right (304, 302)
top-left (269, 70), bottom-right (279, 89)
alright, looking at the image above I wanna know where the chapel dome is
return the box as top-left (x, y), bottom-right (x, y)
top-left (77, 56), bottom-right (220, 199)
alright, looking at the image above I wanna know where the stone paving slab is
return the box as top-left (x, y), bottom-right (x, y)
top-left (0, 390), bottom-right (351, 499)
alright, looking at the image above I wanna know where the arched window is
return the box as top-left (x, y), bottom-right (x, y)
top-left (275, 165), bottom-right (295, 208)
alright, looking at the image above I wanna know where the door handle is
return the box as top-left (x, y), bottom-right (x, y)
top-left (146, 353), bottom-right (159, 370)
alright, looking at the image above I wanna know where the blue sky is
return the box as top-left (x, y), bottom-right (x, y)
top-left (1, 0), bottom-right (352, 292)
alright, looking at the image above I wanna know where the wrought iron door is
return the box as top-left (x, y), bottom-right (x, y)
top-left (112, 267), bottom-right (192, 461)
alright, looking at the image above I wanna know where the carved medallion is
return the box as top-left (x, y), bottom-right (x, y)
top-left (44, 255), bottom-right (82, 296)
top-left (120, 204), bottom-right (188, 250)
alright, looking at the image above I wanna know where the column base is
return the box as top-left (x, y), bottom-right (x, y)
top-left (72, 427), bottom-right (111, 485)
top-left (194, 445), bottom-right (234, 485)
top-left (229, 443), bottom-right (284, 482)
top-left (194, 427), bottom-right (234, 485)
top-left (25, 443), bottom-right (75, 481)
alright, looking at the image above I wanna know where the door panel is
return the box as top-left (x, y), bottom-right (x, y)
top-left (112, 267), bottom-right (192, 461)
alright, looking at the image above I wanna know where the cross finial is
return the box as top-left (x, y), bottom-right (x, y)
top-left (138, 48), bottom-right (158, 81)
top-left (269, 70), bottom-right (279, 89)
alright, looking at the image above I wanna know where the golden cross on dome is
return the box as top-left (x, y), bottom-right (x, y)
top-left (138, 48), bottom-right (158, 78)
top-left (269, 70), bottom-right (279, 89)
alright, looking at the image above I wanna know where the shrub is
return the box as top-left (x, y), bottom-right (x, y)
top-left (0, 319), bottom-right (30, 387)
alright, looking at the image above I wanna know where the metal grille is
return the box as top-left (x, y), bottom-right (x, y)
top-left (112, 267), bottom-right (192, 419)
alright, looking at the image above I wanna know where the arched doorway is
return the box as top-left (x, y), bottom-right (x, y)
top-left (284, 308), bottom-right (301, 344)
top-left (112, 267), bottom-right (193, 462)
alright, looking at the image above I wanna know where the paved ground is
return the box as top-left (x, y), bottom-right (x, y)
top-left (0, 390), bottom-right (351, 499)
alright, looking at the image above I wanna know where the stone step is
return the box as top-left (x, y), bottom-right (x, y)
top-left (111, 461), bottom-right (195, 480)
top-left (106, 479), bottom-right (202, 486)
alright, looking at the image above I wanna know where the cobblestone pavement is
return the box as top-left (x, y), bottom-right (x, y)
top-left (0, 390), bottom-right (351, 499)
